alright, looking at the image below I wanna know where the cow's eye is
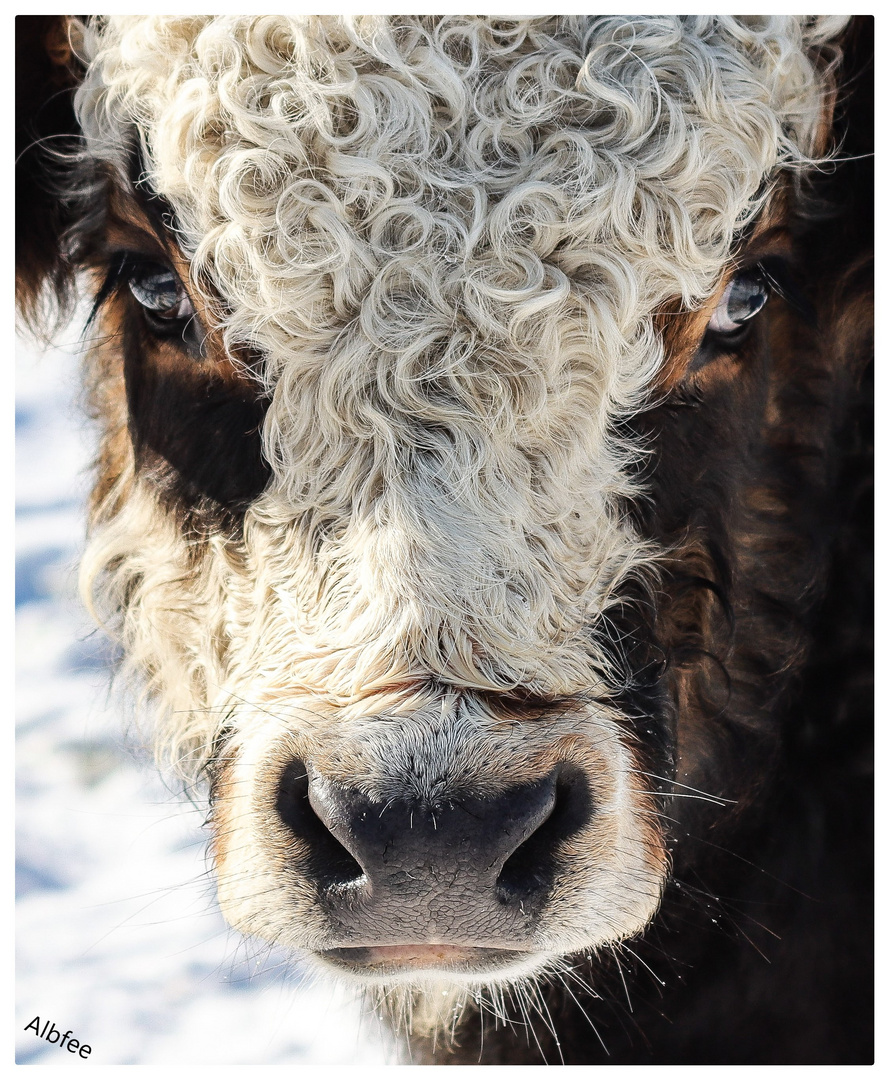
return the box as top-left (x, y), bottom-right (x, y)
top-left (707, 269), bottom-right (770, 336)
top-left (127, 262), bottom-right (195, 324)
top-left (117, 256), bottom-right (205, 357)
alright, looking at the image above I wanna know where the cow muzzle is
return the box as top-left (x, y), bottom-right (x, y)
top-left (212, 695), bottom-right (668, 985)
top-left (276, 761), bottom-right (592, 960)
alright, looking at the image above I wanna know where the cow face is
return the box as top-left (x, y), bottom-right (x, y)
top-left (17, 15), bottom-right (860, 1015)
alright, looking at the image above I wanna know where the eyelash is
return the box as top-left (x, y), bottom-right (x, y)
top-left (690, 258), bottom-right (812, 367)
top-left (90, 252), bottom-right (205, 357)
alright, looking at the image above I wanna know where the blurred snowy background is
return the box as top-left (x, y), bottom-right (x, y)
top-left (15, 331), bottom-right (393, 1065)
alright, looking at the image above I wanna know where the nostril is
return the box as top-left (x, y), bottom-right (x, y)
top-left (496, 764), bottom-right (592, 908)
top-left (276, 760), bottom-right (365, 891)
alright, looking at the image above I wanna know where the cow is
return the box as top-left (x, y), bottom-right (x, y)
top-left (16, 15), bottom-right (872, 1064)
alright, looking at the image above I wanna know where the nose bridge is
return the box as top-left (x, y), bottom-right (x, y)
top-left (293, 504), bottom-right (582, 700)
top-left (257, 293), bottom-right (619, 698)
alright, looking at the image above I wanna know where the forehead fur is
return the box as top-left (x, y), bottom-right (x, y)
top-left (78, 15), bottom-right (840, 359)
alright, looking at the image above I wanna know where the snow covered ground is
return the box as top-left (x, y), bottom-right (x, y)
top-left (15, 333), bottom-right (394, 1066)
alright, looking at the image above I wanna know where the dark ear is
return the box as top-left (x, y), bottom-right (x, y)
top-left (16, 15), bottom-right (85, 329)
top-left (805, 17), bottom-right (873, 246)
top-left (802, 17), bottom-right (873, 367)
top-left (831, 17), bottom-right (873, 256)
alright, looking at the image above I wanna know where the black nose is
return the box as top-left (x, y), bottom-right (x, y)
top-left (275, 760), bottom-right (591, 947)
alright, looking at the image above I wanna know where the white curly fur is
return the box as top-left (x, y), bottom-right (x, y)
top-left (71, 14), bottom-right (846, 1002)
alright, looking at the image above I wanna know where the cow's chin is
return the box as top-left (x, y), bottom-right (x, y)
top-left (315, 944), bottom-right (549, 987)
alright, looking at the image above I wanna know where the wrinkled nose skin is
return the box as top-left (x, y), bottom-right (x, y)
top-left (276, 762), bottom-right (582, 949)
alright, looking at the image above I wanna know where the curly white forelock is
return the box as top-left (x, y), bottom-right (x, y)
top-left (79, 16), bottom-right (842, 346)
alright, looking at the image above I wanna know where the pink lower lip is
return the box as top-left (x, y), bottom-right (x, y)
top-left (358, 944), bottom-right (471, 964)
top-left (322, 944), bottom-right (530, 973)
